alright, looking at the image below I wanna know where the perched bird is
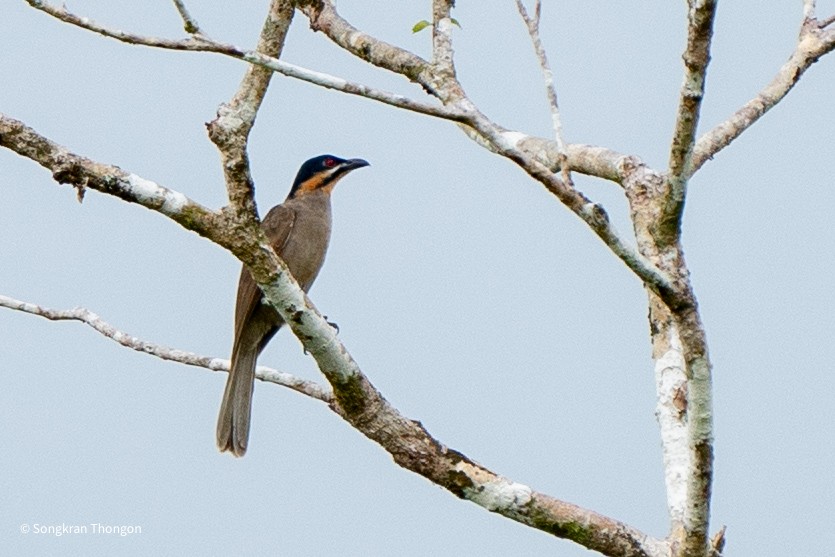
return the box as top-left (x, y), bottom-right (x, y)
top-left (217, 154), bottom-right (369, 457)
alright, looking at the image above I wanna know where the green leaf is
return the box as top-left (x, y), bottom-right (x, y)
top-left (412, 20), bottom-right (431, 33)
top-left (450, 18), bottom-right (462, 28)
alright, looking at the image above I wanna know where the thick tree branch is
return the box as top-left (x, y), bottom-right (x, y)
top-left (0, 291), bottom-right (669, 557)
top-left (0, 113), bottom-right (220, 236)
top-left (0, 294), bottom-right (332, 402)
top-left (19, 4), bottom-right (834, 555)
top-left (661, 8), bottom-right (719, 551)
top-left (1, 111), bottom-right (666, 556)
top-left (692, 11), bottom-right (835, 173)
top-left (621, 161), bottom-right (716, 557)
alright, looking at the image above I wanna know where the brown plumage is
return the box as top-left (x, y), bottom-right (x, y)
top-left (216, 155), bottom-right (369, 456)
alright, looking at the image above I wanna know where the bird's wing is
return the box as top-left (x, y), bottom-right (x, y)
top-left (233, 203), bottom-right (297, 341)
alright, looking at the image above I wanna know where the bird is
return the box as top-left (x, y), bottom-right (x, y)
top-left (216, 154), bottom-right (369, 457)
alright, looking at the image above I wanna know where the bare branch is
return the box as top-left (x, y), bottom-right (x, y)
top-left (431, 0), bottom-right (457, 78)
top-left (803, 0), bottom-right (817, 19)
top-left (24, 1), bottom-right (464, 124)
top-left (650, 10), bottom-right (724, 545)
top-left (0, 113), bottom-right (221, 236)
top-left (206, 0), bottom-right (294, 217)
top-left (0, 294), bottom-right (332, 402)
top-left (664, 0), bottom-right (718, 243)
top-left (709, 525), bottom-right (727, 557)
top-left (2, 110), bottom-right (668, 555)
top-left (26, 0), bottom-right (218, 51)
top-left (692, 16), bottom-right (835, 173)
top-left (243, 51), bottom-right (467, 121)
top-left (172, 0), bottom-right (202, 35)
top-left (515, 0), bottom-right (567, 155)
top-left (293, 1), bottom-right (682, 307)
top-left (481, 131), bottom-right (628, 183)
top-left (462, 113), bottom-right (679, 305)
top-left (27, 0), bottom-right (630, 190)
top-left (3, 289), bottom-right (668, 557)
top-left (298, 0), bottom-right (466, 104)
top-left (297, 1), bottom-right (636, 190)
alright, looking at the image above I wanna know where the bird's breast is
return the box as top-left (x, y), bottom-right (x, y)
top-left (280, 196), bottom-right (333, 291)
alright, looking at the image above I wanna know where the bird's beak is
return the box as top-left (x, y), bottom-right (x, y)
top-left (343, 158), bottom-right (370, 171)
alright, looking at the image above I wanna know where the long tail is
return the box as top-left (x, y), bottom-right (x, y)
top-left (216, 342), bottom-right (258, 457)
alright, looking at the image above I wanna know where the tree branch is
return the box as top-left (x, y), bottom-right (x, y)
top-left (1, 110), bottom-right (668, 556)
top-left (663, 0), bottom-right (717, 243)
top-left (515, 0), bottom-right (567, 155)
top-left (0, 294), bottom-right (332, 402)
top-left (27, 0), bottom-right (633, 193)
top-left (206, 0), bottom-right (294, 218)
top-left (0, 113), bottom-right (220, 236)
top-left (460, 113), bottom-right (678, 304)
top-left (171, 0), bottom-right (203, 35)
top-left (691, 11), bottom-right (835, 173)
top-left (301, 1), bottom-right (628, 186)
top-left (298, 1), bottom-right (445, 98)
top-left (13, 3), bottom-right (835, 555)
top-left (431, 0), bottom-right (457, 79)
top-left (24, 1), bottom-right (465, 124)
top-left (803, 0), bottom-right (817, 20)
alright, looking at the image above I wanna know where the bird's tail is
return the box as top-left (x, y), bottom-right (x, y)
top-left (216, 343), bottom-right (258, 457)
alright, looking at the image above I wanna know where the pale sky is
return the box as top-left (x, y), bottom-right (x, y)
top-left (2, 1), bottom-right (834, 556)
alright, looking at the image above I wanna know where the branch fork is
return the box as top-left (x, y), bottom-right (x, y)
top-left (9, 0), bottom-right (835, 555)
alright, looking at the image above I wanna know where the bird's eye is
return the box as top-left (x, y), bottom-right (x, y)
top-left (324, 158), bottom-right (336, 168)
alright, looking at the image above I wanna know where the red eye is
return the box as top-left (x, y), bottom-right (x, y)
top-left (324, 158), bottom-right (336, 168)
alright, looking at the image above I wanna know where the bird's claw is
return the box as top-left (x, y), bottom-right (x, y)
top-left (324, 315), bottom-right (340, 334)
top-left (302, 316), bottom-right (340, 355)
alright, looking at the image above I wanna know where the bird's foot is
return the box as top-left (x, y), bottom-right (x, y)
top-left (302, 317), bottom-right (340, 354)
top-left (324, 315), bottom-right (340, 334)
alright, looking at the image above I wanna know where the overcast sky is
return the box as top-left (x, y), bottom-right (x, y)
top-left (2, 1), bottom-right (834, 556)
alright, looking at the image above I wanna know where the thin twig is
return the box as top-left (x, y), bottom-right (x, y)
top-left (819, 12), bottom-right (835, 28)
top-left (515, 0), bottom-right (566, 154)
top-left (515, 0), bottom-right (572, 189)
top-left (172, 0), bottom-right (202, 35)
top-left (0, 294), bottom-right (333, 402)
top-left (25, 1), bottom-right (466, 124)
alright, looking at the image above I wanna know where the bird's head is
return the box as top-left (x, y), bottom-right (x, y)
top-left (288, 155), bottom-right (370, 199)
